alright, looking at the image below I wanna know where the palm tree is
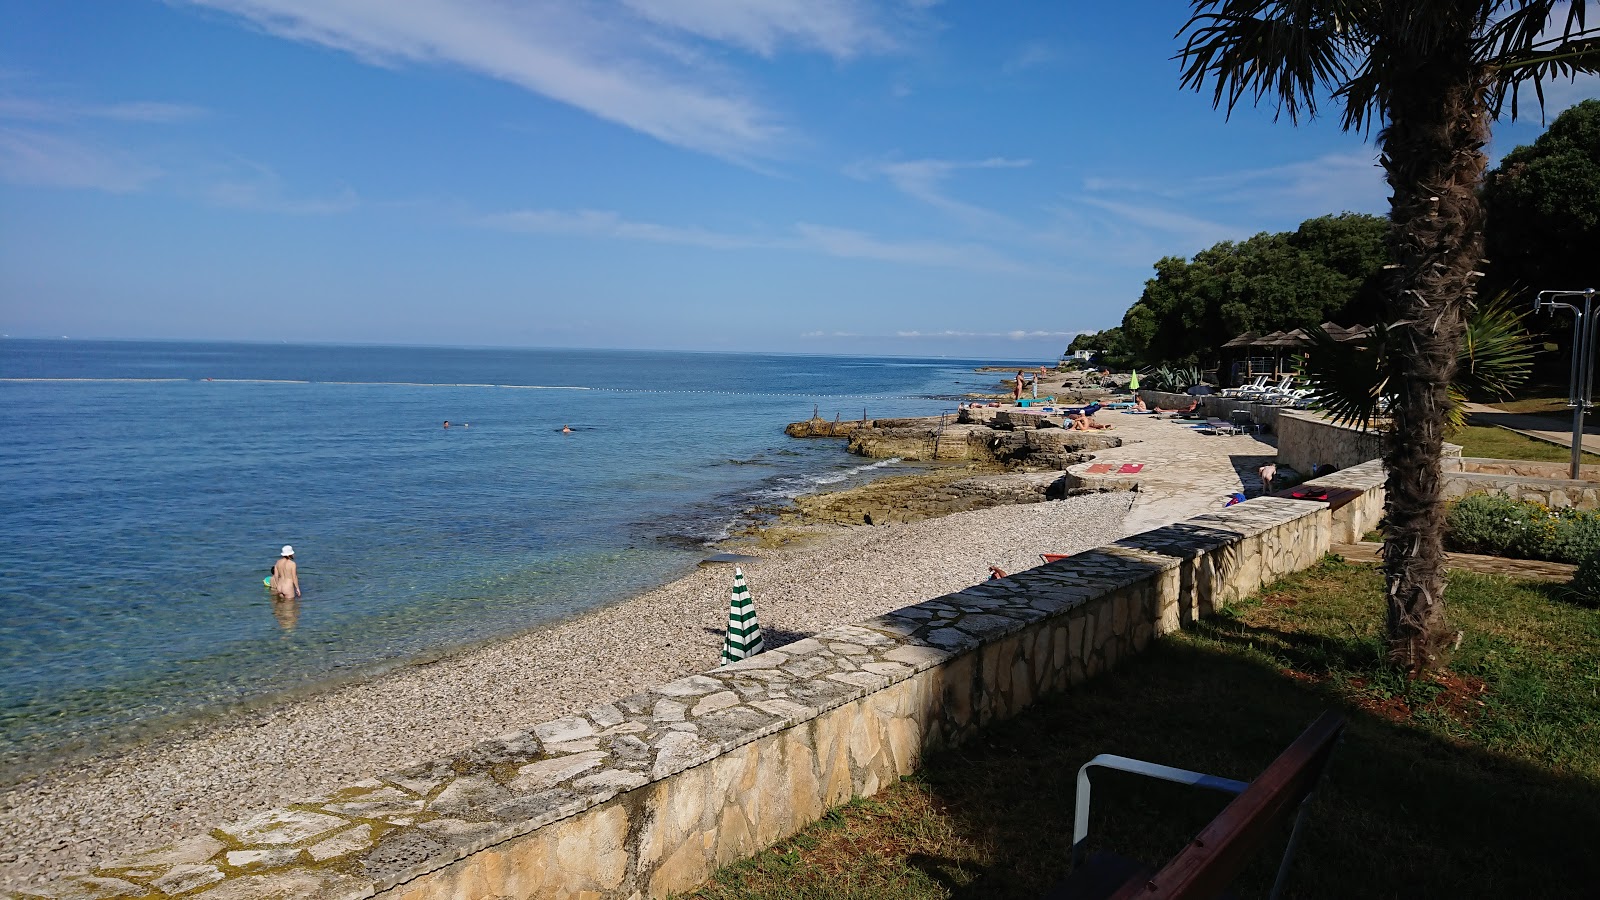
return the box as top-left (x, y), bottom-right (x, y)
top-left (1176, 2), bottom-right (1599, 674)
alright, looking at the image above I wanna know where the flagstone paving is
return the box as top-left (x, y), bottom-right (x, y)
top-left (1070, 411), bottom-right (1281, 537)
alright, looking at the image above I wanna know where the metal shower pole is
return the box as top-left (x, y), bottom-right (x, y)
top-left (1533, 288), bottom-right (1600, 479)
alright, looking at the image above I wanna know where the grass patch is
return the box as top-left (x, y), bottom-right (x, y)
top-left (680, 558), bottom-right (1600, 899)
top-left (1452, 424), bottom-right (1600, 463)
top-left (1489, 395), bottom-right (1572, 416)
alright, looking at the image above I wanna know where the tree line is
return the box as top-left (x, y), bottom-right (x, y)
top-left (1070, 99), bottom-right (1600, 372)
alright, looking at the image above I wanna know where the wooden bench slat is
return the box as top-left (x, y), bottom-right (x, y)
top-left (1107, 711), bottom-right (1346, 900)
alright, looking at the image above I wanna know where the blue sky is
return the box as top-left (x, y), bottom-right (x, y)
top-left (2, 2), bottom-right (1596, 359)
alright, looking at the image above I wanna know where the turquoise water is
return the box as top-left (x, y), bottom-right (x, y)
top-left (0, 340), bottom-right (1020, 779)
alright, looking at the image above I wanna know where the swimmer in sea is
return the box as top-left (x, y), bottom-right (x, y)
top-left (443, 420), bottom-right (450, 429)
top-left (562, 425), bottom-right (573, 433)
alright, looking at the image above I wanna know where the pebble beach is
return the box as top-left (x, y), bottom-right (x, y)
top-left (0, 492), bottom-right (1134, 891)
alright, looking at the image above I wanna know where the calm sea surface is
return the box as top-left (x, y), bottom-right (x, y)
top-left (0, 340), bottom-right (1023, 779)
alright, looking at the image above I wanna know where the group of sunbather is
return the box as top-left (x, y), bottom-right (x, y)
top-left (1131, 397), bottom-right (1200, 415)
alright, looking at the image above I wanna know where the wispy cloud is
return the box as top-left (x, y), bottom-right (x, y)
top-left (481, 208), bottom-right (758, 250)
top-left (179, 1), bottom-right (923, 161)
top-left (0, 127), bottom-right (161, 192)
top-left (206, 166), bottom-right (359, 215)
top-left (1185, 150), bottom-right (1387, 215)
top-left (791, 222), bottom-right (1029, 273)
top-left (1002, 40), bottom-right (1064, 74)
top-left (620, 0), bottom-right (909, 59)
top-left (849, 156), bottom-right (1031, 226)
top-left (480, 206), bottom-right (1035, 274)
top-left (0, 97), bottom-right (208, 124)
top-left (1076, 196), bottom-right (1242, 249)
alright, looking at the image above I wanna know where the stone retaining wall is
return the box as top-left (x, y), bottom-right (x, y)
top-left (29, 468), bottom-right (1387, 900)
top-left (1441, 457), bottom-right (1600, 510)
top-left (1276, 410), bottom-right (1384, 474)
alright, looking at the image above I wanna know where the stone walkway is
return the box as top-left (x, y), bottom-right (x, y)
top-left (1463, 402), bottom-right (1600, 455)
top-left (1332, 541), bottom-right (1576, 580)
top-left (1069, 411), bottom-right (1279, 537)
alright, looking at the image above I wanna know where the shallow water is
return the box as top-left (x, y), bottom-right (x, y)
top-left (0, 340), bottom-right (1022, 778)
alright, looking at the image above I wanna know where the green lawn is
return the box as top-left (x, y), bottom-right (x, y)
top-left (1452, 424), bottom-right (1600, 463)
top-left (680, 559), bottom-right (1600, 899)
top-left (1488, 395), bottom-right (1572, 416)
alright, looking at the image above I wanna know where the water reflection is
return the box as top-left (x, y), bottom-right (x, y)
top-left (271, 597), bottom-right (300, 633)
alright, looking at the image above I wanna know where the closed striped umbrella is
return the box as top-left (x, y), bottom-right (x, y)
top-left (720, 567), bottom-right (765, 664)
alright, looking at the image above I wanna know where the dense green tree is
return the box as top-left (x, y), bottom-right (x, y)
top-left (1177, 0), bottom-right (1599, 674)
top-left (1119, 213), bottom-right (1387, 366)
top-left (1066, 326), bottom-right (1135, 369)
top-left (1483, 98), bottom-right (1600, 295)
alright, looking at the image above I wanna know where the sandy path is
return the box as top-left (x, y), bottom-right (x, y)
top-left (0, 493), bottom-right (1132, 891)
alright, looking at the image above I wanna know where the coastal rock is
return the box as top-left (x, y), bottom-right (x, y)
top-left (787, 471), bottom-right (1089, 527)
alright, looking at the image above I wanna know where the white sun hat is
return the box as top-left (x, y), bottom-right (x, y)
top-left (281, 545), bottom-right (294, 557)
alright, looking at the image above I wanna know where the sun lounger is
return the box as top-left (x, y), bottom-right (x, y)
top-left (1203, 417), bottom-right (1239, 435)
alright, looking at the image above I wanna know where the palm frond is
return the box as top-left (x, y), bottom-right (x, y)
top-left (1297, 324), bottom-right (1390, 430)
top-left (1458, 294), bottom-right (1537, 399)
top-left (1177, 0), bottom-right (1359, 123)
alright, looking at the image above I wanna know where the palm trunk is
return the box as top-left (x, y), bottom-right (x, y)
top-left (1378, 61), bottom-right (1490, 675)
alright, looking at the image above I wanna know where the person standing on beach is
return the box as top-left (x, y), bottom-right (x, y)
top-left (271, 545), bottom-right (300, 599)
top-left (1013, 371), bottom-right (1025, 402)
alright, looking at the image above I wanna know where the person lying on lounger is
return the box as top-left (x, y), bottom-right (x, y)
top-left (1067, 410), bottom-right (1112, 430)
top-left (1157, 399), bottom-right (1199, 414)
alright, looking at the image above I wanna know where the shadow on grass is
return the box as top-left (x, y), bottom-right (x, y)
top-left (907, 631), bottom-right (1600, 899)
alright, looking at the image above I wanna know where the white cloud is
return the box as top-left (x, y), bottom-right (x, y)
top-left (1077, 196), bottom-right (1242, 248)
top-left (1186, 150), bottom-right (1387, 215)
top-left (480, 206), bottom-right (1036, 274)
top-left (620, 0), bottom-right (899, 59)
top-left (850, 155), bottom-right (1031, 226)
top-left (0, 127), bottom-right (160, 192)
top-left (179, 1), bottom-right (923, 161)
top-left (1526, 75), bottom-right (1600, 117)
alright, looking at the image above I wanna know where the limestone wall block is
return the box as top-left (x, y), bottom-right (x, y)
top-left (1111, 593), bottom-right (1129, 637)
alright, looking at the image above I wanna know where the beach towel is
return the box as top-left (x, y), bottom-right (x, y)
top-left (1117, 463), bottom-right (1144, 474)
top-left (1086, 463), bottom-right (1114, 474)
top-left (1223, 492), bottom-right (1247, 507)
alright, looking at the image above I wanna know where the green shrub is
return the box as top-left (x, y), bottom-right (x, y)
top-left (1444, 493), bottom-right (1600, 563)
top-left (1571, 547), bottom-right (1600, 606)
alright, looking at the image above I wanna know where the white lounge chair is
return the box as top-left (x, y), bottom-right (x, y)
top-left (1221, 375), bottom-right (1269, 398)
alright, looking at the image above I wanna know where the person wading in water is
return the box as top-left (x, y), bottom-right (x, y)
top-left (271, 545), bottom-right (301, 599)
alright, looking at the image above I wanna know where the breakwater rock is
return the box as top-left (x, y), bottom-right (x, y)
top-left (785, 413), bottom-right (1121, 469)
top-left (783, 416), bottom-right (948, 438)
top-left (785, 470), bottom-right (1070, 526)
top-left (846, 423), bottom-right (1119, 468)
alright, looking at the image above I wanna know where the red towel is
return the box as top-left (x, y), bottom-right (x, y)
top-left (1086, 464), bottom-right (1114, 474)
top-left (1117, 463), bottom-right (1144, 474)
